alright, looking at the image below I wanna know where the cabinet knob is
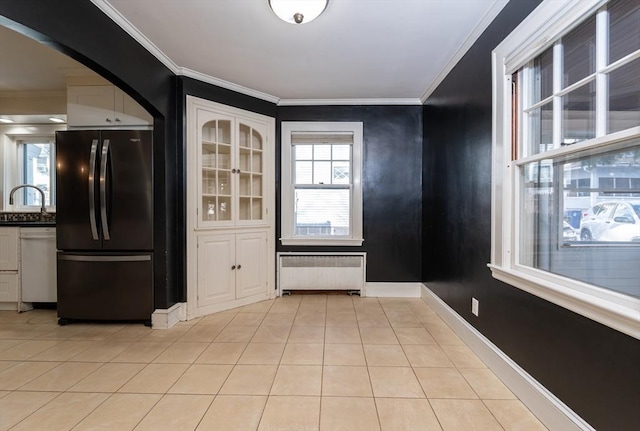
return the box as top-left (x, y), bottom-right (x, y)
top-left (115, 117), bottom-right (121, 122)
top-left (231, 265), bottom-right (236, 270)
top-left (231, 168), bottom-right (237, 174)
top-left (105, 118), bottom-right (112, 123)
top-left (237, 264), bottom-right (242, 270)
top-left (237, 169), bottom-right (241, 174)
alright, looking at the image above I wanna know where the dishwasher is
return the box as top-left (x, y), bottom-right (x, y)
top-left (20, 227), bottom-right (57, 303)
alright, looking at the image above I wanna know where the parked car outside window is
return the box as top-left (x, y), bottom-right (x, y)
top-left (579, 201), bottom-right (640, 242)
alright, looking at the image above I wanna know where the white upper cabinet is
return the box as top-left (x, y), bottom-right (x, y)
top-left (195, 105), bottom-right (269, 228)
top-left (67, 85), bottom-right (152, 127)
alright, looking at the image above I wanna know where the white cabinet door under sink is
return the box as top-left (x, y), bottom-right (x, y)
top-left (0, 227), bottom-right (19, 271)
top-left (0, 228), bottom-right (19, 305)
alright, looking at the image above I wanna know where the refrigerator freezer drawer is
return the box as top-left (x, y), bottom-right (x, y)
top-left (57, 253), bottom-right (153, 323)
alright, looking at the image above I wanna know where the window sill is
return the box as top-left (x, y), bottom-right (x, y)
top-left (488, 264), bottom-right (640, 340)
top-left (280, 238), bottom-right (364, 246)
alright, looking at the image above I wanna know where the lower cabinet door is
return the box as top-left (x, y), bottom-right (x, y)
top-left (0, 273), bottom-right (19, 302)
top-left (235, 231), bottom-right (267, 299)
top-left (197, 234), bottom-right (235, 308)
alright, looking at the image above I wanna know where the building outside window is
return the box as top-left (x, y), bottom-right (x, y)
top-left (281, 122), bottom-right (363, 246)
top-left (491, 0), bottom-right (639, 338)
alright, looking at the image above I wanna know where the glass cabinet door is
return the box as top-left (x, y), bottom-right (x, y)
top-left (201, 118), bottom-right (233, 224)
top-left (238, 121), bottom-right (264, 222)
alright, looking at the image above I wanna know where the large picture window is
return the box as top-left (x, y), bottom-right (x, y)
top-left (281, 122), bottom-right (363, 246)
top-left (492, 0), bottom-right (639, 338)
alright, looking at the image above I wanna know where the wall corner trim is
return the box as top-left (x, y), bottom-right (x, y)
top-left (420, 284), bottom-right (595, 431)
top-left (365, 282), bottom-right (421, 298)
top-left (151, 302), bottom-right (186, 329)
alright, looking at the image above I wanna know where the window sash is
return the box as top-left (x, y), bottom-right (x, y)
top-left (492, 0), bottom-right (640, 339)
top-left (281, 122), bottom-right (363, 246)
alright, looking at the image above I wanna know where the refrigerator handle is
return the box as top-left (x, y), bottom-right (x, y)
top-left (100, 139), bottom-right (111, 241)
top-left (89, 139), bottom-right (99, 240)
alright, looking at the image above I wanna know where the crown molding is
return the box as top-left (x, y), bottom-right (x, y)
top-left (278, 98), bottom-right (422, 106)
top-left (90, 0), bottom-right (180, 74)
top-left (420, 0), bottom-right (509, 103)
top-left (179, 68), bottom-right (281, 104)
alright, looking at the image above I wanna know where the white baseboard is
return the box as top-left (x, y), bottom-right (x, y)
top-left (420, 284), bottom-right (594, 431)
top-left (365, 282), bottom-right (422, 298)
top-left (151, 302), bottom-right (186, 329)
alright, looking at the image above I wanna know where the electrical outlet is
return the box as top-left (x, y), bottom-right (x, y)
top-left (472, 298), bottom-right (479, 317)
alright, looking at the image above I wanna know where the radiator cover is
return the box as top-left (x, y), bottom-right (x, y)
top-left (278, 253), bottom-right (366, 293)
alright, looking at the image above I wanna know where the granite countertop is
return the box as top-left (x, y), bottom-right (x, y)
top-left (0, 212), bottom-right (56, 227)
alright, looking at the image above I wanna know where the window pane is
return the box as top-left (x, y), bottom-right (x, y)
top-left (527, 102), bottom-right (553, 155)
top-left (295, 188), bottom-right (350, 236)
top-left (313, 161), bottom-right (332, 184)
top-left (314, 145), bottom-right (331, 160)
top-left (520, 140), bottom-right (640, 299)
top-left (562, 16), bottom-right (596, 88)
top-left (295, 145), bottom-right (313, 160)
top-left (22, 143), bottom-right (53, 206)
top-left (332, 145), bottom-right (351, 161)
top-left (295, 161), bottom-right (312, 184)
top-left (332, 161), bottom-right (350, 184)
top-left (562, 81), bottom-right (596, 145)
top-left (609, 0), bottom-right (640, 64)
top-left (608, 59), bottom-right (640, 133)
top-left (532, 47), bottom-right (554, 104)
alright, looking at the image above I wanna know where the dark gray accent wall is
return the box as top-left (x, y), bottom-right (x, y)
top-left (278, 106), bottom-right (422, 282)
top-left (422, 1), bottom-right (640, 430)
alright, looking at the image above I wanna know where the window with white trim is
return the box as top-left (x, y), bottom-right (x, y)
top-left (281, 122), bottom-right (363, 246)
top-left (17, 139), bottom-right (56, 208)
top-left (491, 0), bottom-right (639, 339)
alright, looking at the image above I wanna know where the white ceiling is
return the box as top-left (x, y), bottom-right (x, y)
top-left (0, 0), bottom-right (509, 107)
top-left (97, 0), bottom-right (509, 104)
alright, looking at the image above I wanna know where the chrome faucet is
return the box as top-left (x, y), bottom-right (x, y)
top-left (9, 184), bottom-right (47, 214)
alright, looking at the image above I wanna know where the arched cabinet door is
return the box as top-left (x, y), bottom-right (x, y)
top-left (197, 110), bottom-right (235, 227)
top-left (237, 119), bottom-right (267, 225)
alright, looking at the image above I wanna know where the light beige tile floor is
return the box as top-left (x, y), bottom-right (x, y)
top-left (0, 295), bottom-right (549, 431)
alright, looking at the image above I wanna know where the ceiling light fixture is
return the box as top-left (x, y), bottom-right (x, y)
top-left (0, 117), bottom-right (14, 124)
top-left (269, 0), bottom-right (328, 24)
top-left (48, 117), bottom-right (65, 123)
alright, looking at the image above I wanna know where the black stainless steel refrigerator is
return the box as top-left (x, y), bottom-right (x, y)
top-left (55, 130), bottom-right (153, 325)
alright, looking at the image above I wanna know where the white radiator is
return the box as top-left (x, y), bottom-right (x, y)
top-left (278, 253), bottom-right (366, 293)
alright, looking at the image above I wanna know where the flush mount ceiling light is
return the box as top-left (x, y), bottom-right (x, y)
top-left (269, 0), bottom-right (328, 24)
